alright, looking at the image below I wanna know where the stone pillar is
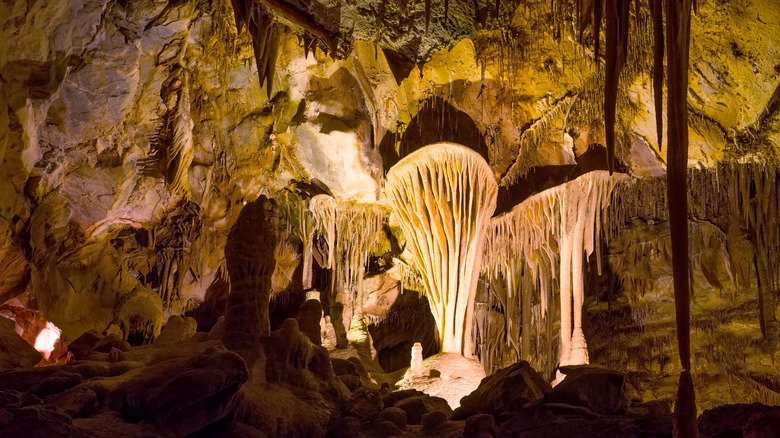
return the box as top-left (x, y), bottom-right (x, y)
top-left (408, 342), bottom-right (423, 377)
top-left (223, 196), bottom-right (277, 364)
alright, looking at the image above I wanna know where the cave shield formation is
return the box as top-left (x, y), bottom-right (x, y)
top-left (386, 143), bottom-right (497, 356)
top-left (2, 0), bottom-right (780, 436)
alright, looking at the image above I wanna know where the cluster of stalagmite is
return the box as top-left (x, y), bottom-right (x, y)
top-left (309, 194), bottom-right (385, 347)
top-left (385, 142), bottom-right (497, 356)
top-left (481, 171), bottom-right (625, 372)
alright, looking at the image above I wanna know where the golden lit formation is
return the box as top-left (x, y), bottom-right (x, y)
top-left (0, 0), bottom-right (778, 436)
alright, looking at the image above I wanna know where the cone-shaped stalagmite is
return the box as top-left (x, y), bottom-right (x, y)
top-left (223, 196), bottom-right (278, 364)
top-left (386, 143), bottom-right (497, 356)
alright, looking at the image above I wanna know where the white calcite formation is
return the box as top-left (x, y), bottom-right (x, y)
top-left (310, 194), bottom-right (385, 346)
top-left (386, 142), bottom-right (497, 356)
top-left (483, 171), bottom-right (625, 371)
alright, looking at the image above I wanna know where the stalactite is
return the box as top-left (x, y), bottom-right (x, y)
top-left (310, 194), bottom-right (385, 346)
top-left (650, 0), bottom-right (665, 151)
top-left (242, 3), bottom-right (283, 99)
top-left (397, 258), bottom-right (425, 294)
top-left (604, 0), bottom-right (631, 174)
top-left (664, 0), bottom-right (696, 434)
top-left (386, 143), bottom-right (497, 356)
top-left (230, 0), bottom-right (248, 34)
top-left (482, 171), bottom-right (625, 372)
top-left (425, 0), bottom-right (431, 32)
top-left (578, 0), bottom-right (595, 43)
top-left (594, 0), bottom-right (602, 62)
top-left (278, 192), bottom-right (315, 290)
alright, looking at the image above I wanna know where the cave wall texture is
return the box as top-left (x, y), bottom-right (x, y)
top-left (1, 0), bottom-right (780, 417)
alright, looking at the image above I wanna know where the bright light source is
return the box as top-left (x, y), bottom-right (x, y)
top-left (34, 321), bottom-right (62, 360)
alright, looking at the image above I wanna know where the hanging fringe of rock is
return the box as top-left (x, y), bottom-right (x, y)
top-left (277, 191), bottom-right (315, 289)
top-left (606, 167), bottom-right (731, 240)
top-left (310, 195), bottom-right (386, 344)
top-left (116, 288), bottom-right (165, 345)
top-left (726, 162), bottom-right (780, 348)
top-left (500, 95), bottom-right (575, 187)
top-left (149, 201), bottom-right (202, 313)
top-left (481, 170), bottom-right (625, 374)
top-left (139, 65), bottom-right (195, 199)
top-left (395, 258), bottom-right (425, 294)
top-left (607, 161), bottom-right (779, 350)
top-left (473, 25), bottom-right (529, 89)
top-left (483, 161), bottom-right (780, 379)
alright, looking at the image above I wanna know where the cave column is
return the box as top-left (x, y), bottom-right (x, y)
top-left (386, 143), bottom-right (497, 357)
top-left (559, 177), bottom-right (594, 371)
top-left (569, 178), bottom-right (593, 366)
top-left (558, 198), bottom-right (574, 367)
top-left (302, 232), bottom-right (314, 291)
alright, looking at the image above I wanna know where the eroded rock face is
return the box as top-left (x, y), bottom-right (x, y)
top-left (111, 346), bottom-right (249, 436)
top-left (548, 366), bottom-right (630, 415)
top-left (1, 0), bottom-right (778, 349)
top-left (698, 403), bottom-right (780, 438)
top-left (0, 316), bottom-right (42, 369)
top-left (0, 334), bottom-right (249, 437)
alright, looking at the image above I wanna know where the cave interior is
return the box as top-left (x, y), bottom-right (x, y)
top-left (1, 0), bottom-right (780, 437)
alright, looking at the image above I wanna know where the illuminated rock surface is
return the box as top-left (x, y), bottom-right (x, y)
top-left (0, 0), bottom-right (779, 436)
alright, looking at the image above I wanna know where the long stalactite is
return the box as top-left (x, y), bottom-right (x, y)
top-left (665, 0), bottom-right (697, 435)
top-left (604, 0), bottom-right (631, 175)
top-left (482, 170), bottom-right (625, 374)
top-left (310, 194), bottom-right (385, 348)
top-left (650, 0), bottom-right (665, 152)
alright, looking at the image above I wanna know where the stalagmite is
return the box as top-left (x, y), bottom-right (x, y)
top-left (408, 342), bottom-right (423, 377)
top-left (223, 195), bottom-right (278, 363)
top-left (386, 143), bottom-right (497, 356)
